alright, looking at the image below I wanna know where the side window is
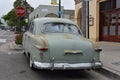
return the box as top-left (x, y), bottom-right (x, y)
top-left (29, 22), bottom-right (34, 33)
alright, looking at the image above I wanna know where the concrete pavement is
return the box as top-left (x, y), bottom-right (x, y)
top-left (97, 42), bottom-right (120, 76)
top-left (0, 41), bottom-right (23, 54)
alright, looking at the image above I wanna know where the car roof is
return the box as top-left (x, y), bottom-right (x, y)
top-left (30, 17), bottom-right (82, 35)
top-left (33, 17), bottom-right (77, 25)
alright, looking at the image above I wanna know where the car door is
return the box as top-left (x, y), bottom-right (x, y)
top-left (23, 22), bottom-right (35, 54)
top-left (23, 32), bottom-right (29, 53)
top-left (27, 22), bottom-right (35, 54)
top-left (23, 23), bottom-right (31, 54)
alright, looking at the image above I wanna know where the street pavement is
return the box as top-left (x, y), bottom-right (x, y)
top-left (97, 42), bottom-right (120, 77)
top-left (0, 30), bottom-right (119, 80)
top-left (0, 42), bottom-right (114, 80)
top-left (0, 40), bottom-right (120, 77)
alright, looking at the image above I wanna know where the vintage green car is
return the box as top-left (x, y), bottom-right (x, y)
top-left (23, 17), bottom-right (102, 70)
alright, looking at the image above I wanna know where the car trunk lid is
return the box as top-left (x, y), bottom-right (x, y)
top-left (45, 33), bottom-right (94, 63)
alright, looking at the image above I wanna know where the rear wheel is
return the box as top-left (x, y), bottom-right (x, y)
top-left (30, 55), bottom-right (38, 71)
top-left (23, 51), bottom-right (26, 56)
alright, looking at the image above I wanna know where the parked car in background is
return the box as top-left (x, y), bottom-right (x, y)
top-left (23, 17), bottom-right (102, 70)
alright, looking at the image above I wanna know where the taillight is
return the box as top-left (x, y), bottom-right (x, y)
top-left (40, 47), bottom-right (48, 51)
top-left (34, 44), bottom-right (48, 51)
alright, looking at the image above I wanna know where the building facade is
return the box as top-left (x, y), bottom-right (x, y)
top-left (75, 0), bottom-right (120, 42)
top-left (29, 5), bottom-right (74, 21)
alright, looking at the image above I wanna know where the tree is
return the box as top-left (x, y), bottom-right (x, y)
top-left (13, 0), bottom-right (34, 18)
top-left (2, 9), bottom-right (17, 27)
top-left (13, 0), bottom-right (34, 32)
top-left (2, 0), bottom-right (34, 32)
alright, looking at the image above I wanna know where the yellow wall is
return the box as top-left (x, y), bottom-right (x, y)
top-left (75, 0), bottom-right (106, 42)
top-left (75, 2), bottom-right (82, 28)
top-left (89, 0), bottom-right (98, 41)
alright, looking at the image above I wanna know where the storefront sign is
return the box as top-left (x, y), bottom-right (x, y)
top-left (89, 17), bottom-right (94, 26)
top-left (51, 0), bottom-right (57, 5)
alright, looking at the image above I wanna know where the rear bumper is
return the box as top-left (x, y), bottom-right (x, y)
top-left (33, 61), bottom-right (102, 70)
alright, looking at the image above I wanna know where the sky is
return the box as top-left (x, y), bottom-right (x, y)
top-left (0, 0), bottom-right (75, 18)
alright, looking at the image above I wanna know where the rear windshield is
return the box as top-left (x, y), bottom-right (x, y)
top-left (42, 22), bottom-right (81, 35)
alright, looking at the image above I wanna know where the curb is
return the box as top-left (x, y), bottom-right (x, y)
top-left (95, 67), bottom-right (120, 79)
top-left (102, 66), bottom-right (120, 76)
top-left (0, 42), bottom-right (24, 54)
top-left (9, 42), bottom-right (13, 49)
top-left (96, 42), bottom-right (120, 46)
top-left (10, 42), bottom-right (23, 50)
top-left (9, 42), bottom-right (24, 54)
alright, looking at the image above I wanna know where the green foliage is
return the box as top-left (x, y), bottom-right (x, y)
top-left (2, 9), bottom-right (17, 26)
top-left (20, 18), bottom-right (26, 26)
top-left (2, 0), bottom-right (34, 31)
top-left (13, 0), bottom-right (34, 10)
top-left (15, 34), bottom-right (23, 45)
top-left (14, 0), bottom-right (21, 8)
top-left (2, 9), bottom-right (26, 30)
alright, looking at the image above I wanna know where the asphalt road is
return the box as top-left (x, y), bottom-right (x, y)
top-left (0, 30), bottom-right (117, 80)
top-left (0, 52), bottom-right (113, 80)
top-left (0, 30), bottom-right (15, 43)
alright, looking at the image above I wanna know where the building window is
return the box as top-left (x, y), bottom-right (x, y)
top-left (110, 14), bottom-right (116, 36)
top-left (118, 14), bottom-right (120, 35)
top-left (45, 13), bottom-right (58, 18)
top-left (103, 15), bottom-right (108, 35)
top-left (100, 0), bottom-right (116, 12)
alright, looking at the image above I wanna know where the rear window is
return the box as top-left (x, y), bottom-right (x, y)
top-left (42, 22), bottom-right (81, 35)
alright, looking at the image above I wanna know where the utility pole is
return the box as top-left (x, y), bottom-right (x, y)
top-left (51, 0), bottom-right (62, 18)
top-left (86, 0), bottom-right (89, 39)
top-left (82, 0), bottom-right (86, 37)
top-left (82, 0), bottom-right (89, 39)
top-left (58, 0), bottom-right (62, 18)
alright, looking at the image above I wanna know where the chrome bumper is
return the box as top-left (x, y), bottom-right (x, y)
top-left (33, 61), bottom-right (102, 70)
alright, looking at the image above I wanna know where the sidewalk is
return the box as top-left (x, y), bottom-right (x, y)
top-left (0, 41), bottom-right (23, 54)
top-left (97, 42), bottom-right (120, 76)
